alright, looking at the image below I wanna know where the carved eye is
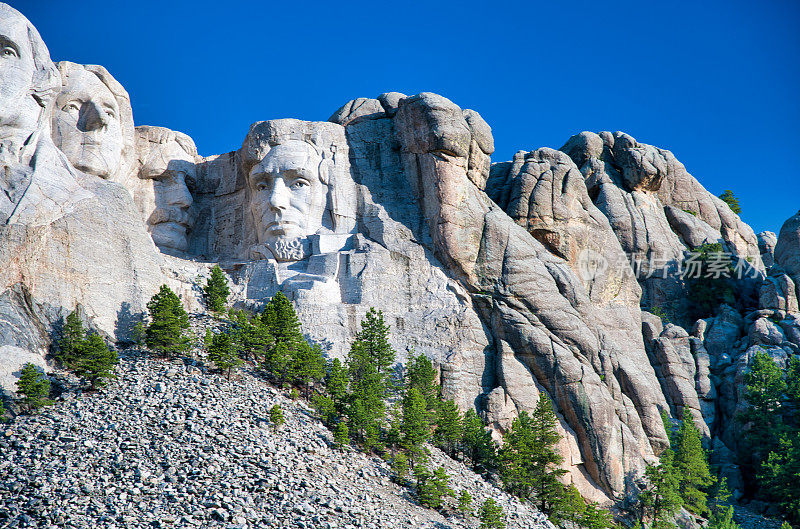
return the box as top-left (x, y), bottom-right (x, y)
top-left (105, 108), bottom-right (117, 120)
top-left (62, 102), bottom-right (80, 112)
top-left (291, 180), bottom-right (309, 190)
top-left (256, 182), bottom-right (269, 191)
top-left (0, 46), bottom-right (17, 58)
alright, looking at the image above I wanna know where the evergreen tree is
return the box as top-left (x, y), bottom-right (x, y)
top-left (718, 190), bottom-right (741, 215)
top-left (145, 285), bottom-right (190, 357)
top-left (414, 465), bottom-right (453, 509)
top-left (479, 498), bottom-right (505, 529)
top-left (401, 386), bottom-right (431, 454)
top-left (758, 434), bottom-right (800, 522)
top-left (230, 309), bottom-right (271, 363)
top-left (550, 484), bottom-right (586, 527)
top-left (262, 292), bottom-right (306, 383)
top-left (326, 358), bottom-right (348, 410)
top-left (391, 452), bottom-right (409, 482)
top-left (498, 395), bottom-right (566, 514)
top-left (581, 501), bottom-right (616, 529)
top-left (638, 448), bottom-right (681, 528)
top-left (673, 409), bottom-right (714, 515)
top-left (457, 490), bottom-right (473, 517)
top-left (15, 363), bottom-right (51, 413)
top-left (434, 399), bottom-right (463, 457)
top-left (73, 333), bottom-right (118, 389)
top-left (462, 408), bottom-right (497, 471)
top-left (203, 265), bottom-right (230, 313)
top-left (269, 404), bottom-right (284, 430)
top-left (207, 331), bottom-right (243, 380)
top-left (406, 352), bottom-right (439, 412)
top-left (132, 320), bottom-right (146, 351)
top-left (268, 340), bottom-right (293, 387)
top-left (686, 242), bottom-right (736, 319)
top-left (739, 351), bottom-right (787, 460)
top-left (293, 341), bottom-right (326, 398)
top-left (354, 308), bottom-right (395, 376)
top-left (334, 420), bottom-right (350, 446)
top-left (58, 309), bottom-right (85, 368)
top-left (707, 479), bottom-right (741, 529)
top-left (0, 399), bottom-right (6, 422)
top-left (312, 394), bottom-right (337, 427)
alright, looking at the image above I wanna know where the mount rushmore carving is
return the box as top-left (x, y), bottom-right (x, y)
top-left (1, 2), bottom-right (799, 505)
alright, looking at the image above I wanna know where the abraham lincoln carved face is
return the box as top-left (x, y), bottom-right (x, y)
top-left (248, 140), bottom-right (328, 261)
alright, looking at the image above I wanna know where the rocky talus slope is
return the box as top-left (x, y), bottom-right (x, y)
top-left (0, 350), bottom-right (553, 529)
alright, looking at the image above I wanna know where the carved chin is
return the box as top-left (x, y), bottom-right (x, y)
top-left (151, 222), bottom-right (188, 252)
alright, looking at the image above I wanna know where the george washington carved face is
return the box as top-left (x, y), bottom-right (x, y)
top-left (53, 65), bottom-right (123, 179)
top-left (248, 141), bottom-right (328, 260)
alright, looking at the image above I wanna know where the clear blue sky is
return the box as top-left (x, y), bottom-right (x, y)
top-left (17, 0), bottom-right (800, 234)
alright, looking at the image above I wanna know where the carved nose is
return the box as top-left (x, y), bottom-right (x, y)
top-left (78, 101), bottom-right (109, 132)
top-left (171, 173), bottom-right (193, 208)
top-left (268, 178), bottom-right (289, 211)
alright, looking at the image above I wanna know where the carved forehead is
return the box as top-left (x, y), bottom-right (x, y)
top-left (0, 5), bottom-right (34, 56)
top-left (58, 68), bottom-right (118, 109)
top-left (252, 141), bottom-right (322, 177)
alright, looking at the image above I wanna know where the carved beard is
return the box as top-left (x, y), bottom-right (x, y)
top-left (268, 236), bottom-right (309, 262)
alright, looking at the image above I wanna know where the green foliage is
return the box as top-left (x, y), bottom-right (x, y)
top-left (312, 394), bottom-right (337, 426)
top-left (406, 352), bottom-right (439, 412)
top-left (391, 452), bottom-right (409, 482)
top-left (203, 265), bottom-right (230, 312)
top-left (479, 498), bottom-right (506, 529)
top-left (550, 484), bottom-right (586, 527)
top-left (229, 309), bottom-right (272, 363)
top-left (269, 404), bottom-right (284, 429)
top-left (132, 321), bottom-right (146, 350)
top-left (758, 433), bottom-right (800, 521)
top-left (58, 310), bottom-right (85, 367)
top-left (145, 285), bottom-right (190, 357)
top-left (293, 341), bottom-right (326, 398)
top-left (333, 420), bottom-right (350, 447)
top-left (72, 333), bottom-right (118, 389)
top-left (0, 399), bottom-right (6, 422)
top-left (707, 480), bottom-right (740, 529)
top-left (207, 331), bottom-right (243, 380)
top-left (326, 358), bottom-right (348, 409)
top-left (434, 399), bottom-right (463, 457)
top-left (401, 386), bottom-right (431, 452)
top-left (686, 243), bottom-right (736, 319)
top-left (638, 448), bottom-right (681, 528)
top-left (673, 409), bottom-right (715, 515)
top-left (718, 190), bottom-right (741, 215)
top-left (414, 465), bottom-right (453, 509)
top-left (462, 408), bottom-right (497, 471)
top-left (457, 490), bottom-right (473, 517)
top-left (15, 363), bottom-right (52, 412)
top-left (289, 388), bottom-right (300, 400)
top-left (498, 395), bottom-right (566, 514)
top-left (739, 351), bottom-right (787, 459)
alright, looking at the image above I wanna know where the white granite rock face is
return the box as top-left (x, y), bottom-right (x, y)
top-left (4, 1), bottom-right (799, 509)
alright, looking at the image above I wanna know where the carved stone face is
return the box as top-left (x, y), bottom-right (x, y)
top-left (53, 68), bottom-right (123, 178)
top-left (0, 7), bottom-right (41, 135)
top-left (135, 128), bottom-right (196, 253)
top-left (249, 141), bottom-right (327, 254)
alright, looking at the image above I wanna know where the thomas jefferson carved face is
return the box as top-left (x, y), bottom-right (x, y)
top-left (249, 141), bottom-right (328, 258)
top-left (135, 127), bottom-right (196, 253)
top-left (53, 67), bottom-right (123, 178)
top-left (0, 5), bottom-right (43, 136)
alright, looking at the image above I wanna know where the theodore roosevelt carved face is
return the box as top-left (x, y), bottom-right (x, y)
top-left (52, 63), bottom-right (124, 179)
top-left (248, 140), bottom-right (328, 261)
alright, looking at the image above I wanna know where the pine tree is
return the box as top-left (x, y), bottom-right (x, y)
top-left (434, 399), bottom-right (463, 457)
top-left (354, 308), bottom-right (395, 376)
top-left (406, 352), bottom-right (439, 413)
top-left (203, 265), bottom-right (230, 313)
top-left (268, 340), bottom-right (293, 387)
top-left (457, 490), bottom-right (473, 517)
top-left (73, 333), bottom-right (118, 389)
top-left (15, 363), bottom-right (51, 413)
top-left (758, 434), bottom-right (800, 522)
top-left (269, 404), bottom-right (284, 430)
top-left (498, 395), bottom-right (566, 514)
top-left (0, 399), bottom-right (6, 422)
top-left (326, 358), bottom-right (348, 410)
top-left (402, 386), bottom-right (431, 454)
top-left (718, 190), bottom-right (741, 215)
top-left (312, 394), bottom-right (337, 426)
top-left (145, 285), bottom-right (190, 357)
top-left (293, 341), bottom-right (326, 398)
top-left (462, 408), bottom-right (497, 471)
top-left (550, 484), bottom-right (586, 527)
top-left (333, 420), bottom-right (350, 446)
top-left (262, 292), bottom-right (306, 383)
top-left (739, 351), bottom-right (787, 460)
top-left (707, 479), bottom-right (741, 529)
top-left (391, 452), bottom-right (409, 482)
top-left (639, 448), bottom-right (681, 528)
top-left (674, 409), bottom-right (714, 515)
top-left (581, 501), bottom-right (616, 529)
top-left (414, 465), bottom-right (453, 509)
top-left (58, 309), bottom-right (85, 368)
top-left (207, 331), bottom-right (243, 380)
top-left (230, 310), bottom-right (272, 363)
top-left (479, 498), bottom-right (505, 529)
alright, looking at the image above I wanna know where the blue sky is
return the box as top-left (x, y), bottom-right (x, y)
top-left (17, 0), bottom-right (800, 234)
